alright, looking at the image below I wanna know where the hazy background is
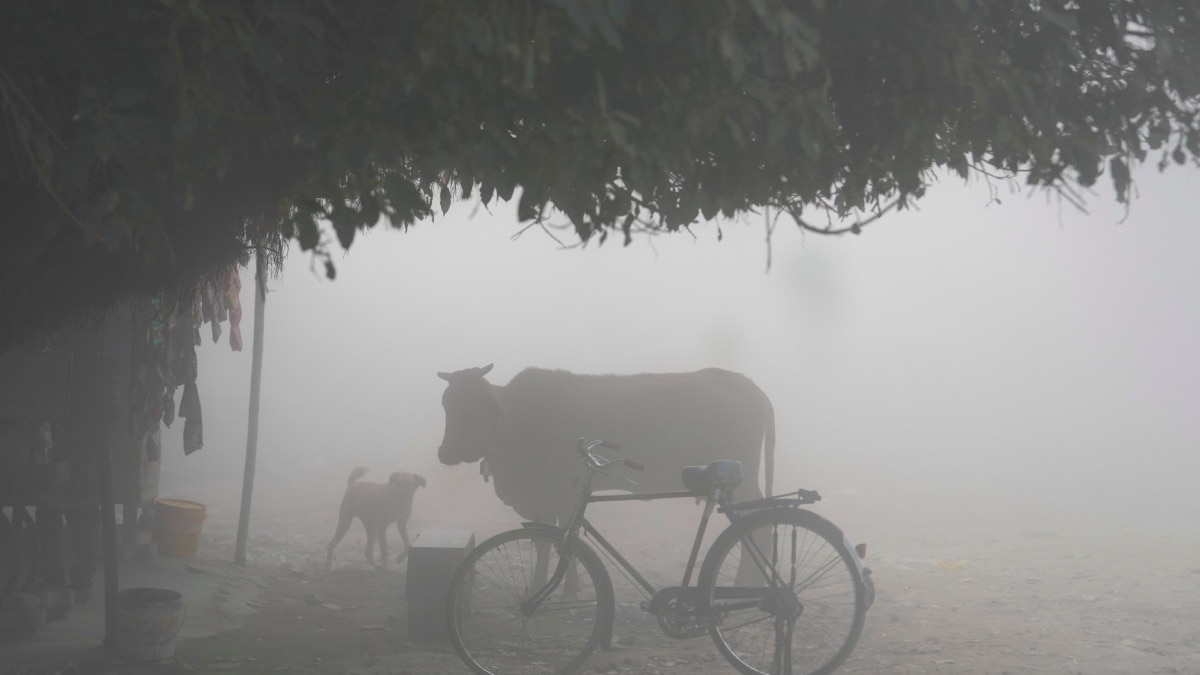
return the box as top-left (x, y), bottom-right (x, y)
top-left (159, 164), bottom-right (1200, 546)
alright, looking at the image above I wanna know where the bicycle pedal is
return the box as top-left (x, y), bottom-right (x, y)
top-left (639, 600), bottom-right (652, 613)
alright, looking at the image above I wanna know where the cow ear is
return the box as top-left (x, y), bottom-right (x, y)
top-left (438, 371), bottom-right (452, 381)
top-left (480, 363), bottom-right (494, 376)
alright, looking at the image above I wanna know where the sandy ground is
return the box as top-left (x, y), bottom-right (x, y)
top-left (4, 463), bottom-right (1199, 674)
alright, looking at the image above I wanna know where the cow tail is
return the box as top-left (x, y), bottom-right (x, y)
top-left (764, 398), bottom-right (775, 497)
top-left (348, 466), bottom-right (369, 486)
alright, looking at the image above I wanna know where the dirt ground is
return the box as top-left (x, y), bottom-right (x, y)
top-left (5, 464), bottom-right (1200, 675)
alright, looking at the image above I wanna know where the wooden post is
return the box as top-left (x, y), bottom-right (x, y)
top-left (234, 248), bottom-right (267, 566)
top-left (96, 347), bottom-right (120, 650)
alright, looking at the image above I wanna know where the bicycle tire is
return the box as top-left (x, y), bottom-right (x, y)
top-left (699, 508), bottom-right (867, 675)
top-left (0, 508), bottom-right (19, 598)
top-left (446, 526), bottom-right (614, 675)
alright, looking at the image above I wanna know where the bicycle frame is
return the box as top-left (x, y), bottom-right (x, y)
top-left (521, 488), bottom-right (707, 615)
top-left (521, 457), bottom-right (815, 618)
top-left (587, 489), bottom-right (719, 599)
top-left (453, 441), bottom-right (869, 675)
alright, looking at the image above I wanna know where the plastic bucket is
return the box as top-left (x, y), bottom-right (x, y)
top-left (117, 587), bottom-right (185, 661)
top-left (152, 499), bottom-right (207, 558)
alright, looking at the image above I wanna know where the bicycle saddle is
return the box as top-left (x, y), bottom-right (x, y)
top-left (681, 459), bottom-right (743, 495)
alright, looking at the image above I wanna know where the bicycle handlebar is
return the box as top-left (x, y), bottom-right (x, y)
top-left (578, 438), bottom-right (621, 452)
top-left (575, 438), bottom-right (643, 472)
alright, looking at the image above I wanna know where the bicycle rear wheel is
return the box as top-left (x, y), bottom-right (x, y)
top-left (446, 527), bottom-right (613, 675)
top-left (699, 508), bottom-right (866, 675)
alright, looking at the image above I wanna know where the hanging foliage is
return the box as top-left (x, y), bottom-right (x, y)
top-left (2, 1), bottom-right (1199, 346)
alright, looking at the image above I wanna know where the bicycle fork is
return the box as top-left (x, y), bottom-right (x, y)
top-left (519, 539), bottom-right (575, 616)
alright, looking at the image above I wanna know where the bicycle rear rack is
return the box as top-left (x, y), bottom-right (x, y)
top-left (718, 488), bottom-right (821, 514)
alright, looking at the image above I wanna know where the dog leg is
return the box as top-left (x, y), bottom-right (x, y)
top-left (364, 526), bottom-right (378, 567)
top-left (395, 521), bottom-right (411, 564)
top-left (378, 527), bottom-right (389, 569)
top-left (325, 512), bottom-right (354, 571)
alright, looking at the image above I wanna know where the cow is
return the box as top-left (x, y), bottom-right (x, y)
top-left (436, 364), bottom-right (776, 530)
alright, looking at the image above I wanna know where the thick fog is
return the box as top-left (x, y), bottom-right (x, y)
top-left (159, 164), bottom-right (1200, 546)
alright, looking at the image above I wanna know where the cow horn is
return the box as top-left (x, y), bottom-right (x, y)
top-left (479, 363), bottom-right (494, 376)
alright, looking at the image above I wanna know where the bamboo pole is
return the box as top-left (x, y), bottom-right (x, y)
top-left (96, 345), bottom-right (120, 649)
top-left (234, 247), bottom-right (267, 566)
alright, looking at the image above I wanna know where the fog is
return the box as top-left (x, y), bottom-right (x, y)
top-left (159, 164), bottom-right (1200, 549)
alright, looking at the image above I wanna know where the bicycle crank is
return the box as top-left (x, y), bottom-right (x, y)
top-left (646, 587), bottom-right (711, 639)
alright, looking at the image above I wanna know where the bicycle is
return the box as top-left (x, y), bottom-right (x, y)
top-left (446, 438), bottom-right (875, 675)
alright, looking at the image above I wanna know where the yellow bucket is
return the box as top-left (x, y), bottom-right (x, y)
top-left (151, 499), bottom-right (207, 558)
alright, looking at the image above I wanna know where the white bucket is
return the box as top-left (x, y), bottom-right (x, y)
top-left (117, 587), bottom-right (185, 661)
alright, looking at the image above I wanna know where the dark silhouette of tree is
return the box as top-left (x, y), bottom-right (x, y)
top-left (3, 1), bottom-right (1198, 345)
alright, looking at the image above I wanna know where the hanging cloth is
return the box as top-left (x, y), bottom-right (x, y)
top-left (224, 267), bottom-right (244, 352)
top-left (176, 344), bottom-right (203, 454)
top-left (179, 383), bottom-right (203, 455)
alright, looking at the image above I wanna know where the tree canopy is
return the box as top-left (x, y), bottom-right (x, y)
top-left (3, 0), bottom-right (1199, 347)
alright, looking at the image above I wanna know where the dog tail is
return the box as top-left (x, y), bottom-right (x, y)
top-left (348, 467), bottom-right (369, 486)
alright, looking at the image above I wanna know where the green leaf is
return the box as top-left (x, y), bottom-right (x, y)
top-left (699, 191), bottom-right (719, 220)
top-left (334, 216), bottom-right (357, 249)
top-left (296, 217), bottom-right (320, 251)
top-left (1109, 157), bottom-right (1131, 201)
top-left (517, 188), bottom-right (540, 221)
top-left (361, 193), bottom-right (380, 226)
top-left (496, 177), bottom-right (516, 202)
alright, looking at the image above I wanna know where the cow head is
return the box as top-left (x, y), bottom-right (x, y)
top-left (437, 363), bottom-right (500, 465)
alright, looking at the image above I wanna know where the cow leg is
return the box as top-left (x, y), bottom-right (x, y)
top-left (394, 521), bottom-right (411, 564)
top-left (735, 488), bottom-right (770, 586)
top-left (736, 530), bottom-right (775, 586)
top-left (532, 539), bottom-right (573, 598)
top-left (531, 539), bottom-right (578, 598)
top-left (533, 538), bottom-right (551, 589)
top-left (325, 512), bottom-right (355, 571)
top-left (564, 560), bottom-right (580, 598)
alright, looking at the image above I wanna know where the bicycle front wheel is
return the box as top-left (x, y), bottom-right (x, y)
top-left (446, 527), bottom-right (613, 675)
top-left (699, 508), bottom-right (866, 675)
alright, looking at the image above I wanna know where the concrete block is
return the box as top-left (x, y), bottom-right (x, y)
top-left (406, 529), bottom-right (475, 642)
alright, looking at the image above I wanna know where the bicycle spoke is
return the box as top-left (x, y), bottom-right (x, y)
top-left (448, 529), bottom-right (608, 675)
top-left (701, 510), bottom-right (866, 675)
